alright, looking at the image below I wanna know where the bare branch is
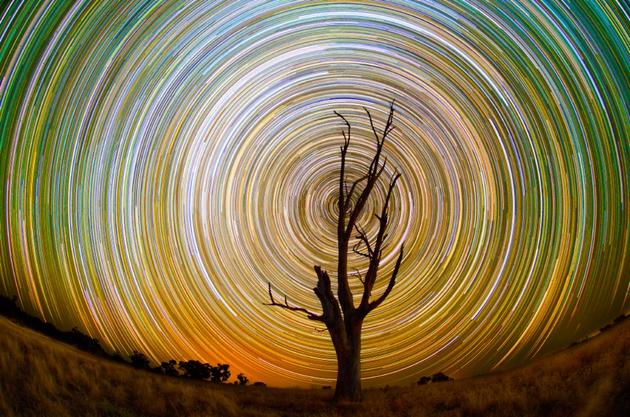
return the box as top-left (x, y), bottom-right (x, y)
top-left (367, 243), bottom-right (404, 313)
top-left (334, 111), bottom-right (351, 148)
top-left (364, 107), bottom-right (381, 144)
top-left (375, 157), bottom-right (388, 181)
top-left (354, 268), bottom-right (365, 285)
top-left (345, 174), bottom-right (369, 210)
top-left (344, 103), bottom-right (396, 240)
top-left (385, 172), bottom-right (401, 207)
top-left (335, 110), bottom-right (351, 233)
top-left (383, 100), bottom-right (395, 138)
top-left (265, 283), bottom-right (324, 322)
top-left (334, 110), bottom-right (356, 314)
top-left (352, 245), bottom-right (372, 259)
top-left (353, 224), bottom-right (373, 257)
top-left (356, 170), bottom-right (402, 313)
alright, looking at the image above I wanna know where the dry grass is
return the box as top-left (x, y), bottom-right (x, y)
top-left (0, 317), bottom-right (240, 417)
top-left (0, 315), bottom-right (628, 416)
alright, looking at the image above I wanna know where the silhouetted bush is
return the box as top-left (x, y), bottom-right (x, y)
top-left (111, 351), bottom-right (127, 363)
top-left (431, 372), bottom-right (453, 383)
top-left (68, 327), bottom-right (102, 353)
top-left (602, 314), bottom-right (628, 332)
top-left (417, 376), bottom-right (431, 385)
top-left (600, 323), bottom-right (613, 332)
top-left (160, 359), bottom-right (180, 377)
top-left (0, 294), bottom-right (250, 385)
top-left (179, 360), bottom-right (212, 380)
top-left (253, 381), bottom-right (267, 387)
top-left (130, 351), bottom-right (151, 369)
top-left (416, 373), bottom-right (453, 384)
top-left (0, 295), bottom-right (21, 318)
top-left (236, 373), bottom-right (249, 385)
top-left (210, 363), bottom-right (231, 383)
top-left (0, 295), bottom-right (110, 357)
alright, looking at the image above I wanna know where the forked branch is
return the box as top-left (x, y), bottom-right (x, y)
top-left (356, 171), bottom-right (404, 316)
top-left (352, 224), bottom-right (373, 258)
top-left (367, 243), bottom-right (404, 313)
top-left (343, 101), bottom-right (396, 241)
top-left (265, 283), bottom-right (324, 322)
top-left (335, 111), bottom-right (351, 220)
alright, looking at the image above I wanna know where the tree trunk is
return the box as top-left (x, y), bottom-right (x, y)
top-left (334, 345), bottom-right (361, 402)
top-left (332, 318), bottom-right (362, 402)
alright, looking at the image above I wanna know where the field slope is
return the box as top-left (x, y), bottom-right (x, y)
top-left (0, 314), bottom-right (628, 417)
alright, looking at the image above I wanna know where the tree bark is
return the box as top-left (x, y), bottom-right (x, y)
top-left (331, 316), bottom-right (363, 402)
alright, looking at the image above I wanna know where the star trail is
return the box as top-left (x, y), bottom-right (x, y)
top-left (0, 0), bottom-right (628, 387)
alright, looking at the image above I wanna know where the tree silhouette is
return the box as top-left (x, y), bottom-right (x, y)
top-left (236, 373), bottom-right (249, 385)
top-left (179, 360), bottom-right (212, 380)
top-left (210, 363), bottom-right (231, 383)
top-left (160, 359), bottom-right (180, 377)
top-left (266, 101), bottom-right (404, 402)
top-left (130, 351), bottom-right (151, 369)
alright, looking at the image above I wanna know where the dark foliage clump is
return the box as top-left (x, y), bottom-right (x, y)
top-left (210, 363), bottom-right (231, 383)
top-left (0, 295), bottom-right (108, 357)
top-left (601, 314), bottom-right (628, 332)
top-left (130, 351), bottom-right (151, 369)
top-left (236, 373), bottom-right (249, 385)
top-left (417, 376), bottom-right (431, 385)
top-left (111, 351), bottom-right (127, 363)
top-left (0, 294), bottom-right (250, 385)
top-left (69, 327), bottom-right (102, 353)
top-left (253, 381), bottom-right (267, 387)
top-left (417, 373), bottom-right (453, 385)
top-left (179, 360), bottom-right (212, 380)
top-left (431, 372), bottom-right (453, 383)
top-left (159, 359), bottom-right (180, 377)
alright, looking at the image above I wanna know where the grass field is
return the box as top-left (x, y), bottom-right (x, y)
top-left (0, 314), bottom-right (628, 416)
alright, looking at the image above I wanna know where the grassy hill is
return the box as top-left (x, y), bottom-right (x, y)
top-left (0, 313), bottom-right (628, 417)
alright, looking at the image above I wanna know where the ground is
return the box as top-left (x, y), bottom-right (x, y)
top-left (0, 314), bottom-right (628, 417)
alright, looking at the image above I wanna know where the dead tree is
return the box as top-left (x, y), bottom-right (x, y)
top-left (266, 101), bottom-right (404, 402)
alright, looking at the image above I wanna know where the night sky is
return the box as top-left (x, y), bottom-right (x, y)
top-left (0, 1), bottom-right (627, 387)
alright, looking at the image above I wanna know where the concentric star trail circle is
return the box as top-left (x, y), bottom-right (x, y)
top-left (0, 1), bottom-right (627, 386)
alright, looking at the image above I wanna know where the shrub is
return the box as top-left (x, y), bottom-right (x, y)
top-left (68, 327), bottom-right (102, 353)
top-left (210, 363), bottom-right (231, 383)
top-left (417, 376), bottom-right (431, 385)
top-left (160, 359), bottom-right (179, 377)
top-left (431, 372), bottom-right (453, 383)
top-left (130, 351), bottom-right (151, 369)
top-left (236, 373), bottom-right (249, 385)
top-left (179, 360), bottom-right (212, 380)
